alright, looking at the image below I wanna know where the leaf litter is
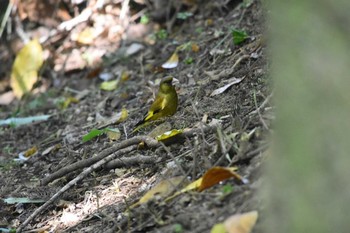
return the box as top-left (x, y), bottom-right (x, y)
top-left (0, 1), bottom-right (270, 232)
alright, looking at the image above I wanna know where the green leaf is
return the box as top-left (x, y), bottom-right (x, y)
top-left (173, 223), bottom-right (183, 233)
top-left (231, 29), bottom-right (248, 45)
top-left (176, 12), bottom-right (193, 20)
top-left (156, 29), bottom-right (168, 40)
top-left (221, 184), bottom-right (234, 195)
top-left (140, 15), bottom-right (149, 24)
top-left (184, 57), bottom-right (194, 64)
top-left (0, 227), bottom-right (17, 233)
top-left (242, 0), bottom-right (254, 7)
top-left (82, 128), bottom-right (105, 142)
top-left (195, 27), bottom-right (203, 34)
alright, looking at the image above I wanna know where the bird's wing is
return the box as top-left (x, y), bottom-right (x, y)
top-left (144, 95), bottom-right (166, 121)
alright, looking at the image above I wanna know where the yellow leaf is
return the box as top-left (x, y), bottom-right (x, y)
top-left (211, 223), bottom-right (227, 233)
top-left (155, 129), bottom-right (183, 141)
top-left (24, 146), bottom-right (38, 158)
top-left (191, 43), bottom-right (200, 52)
top-left (61, 97), bottom-right (79, 109)
top-left (166, 167), bottom-right (244, 201)
top-left (180, 177), bottom-right (203, 192)
top-left (136, 176), bottom-right (187, 206)
top-left (100, 79), bottom-right (118, 91)
top-left (116, 107), bottom-right (128, 123)
top-left (205, 19), bottom-right (214, 27)
top-left (121, 70), bottom-right (130, 82)
top-left (11, 39), bottom-right (43, 98)
top-left (224, 211), bottom-right (258, 233)
top-left (17, 146), bottom-right (38, 161)
top-left (161, 52), bottom-right (179, 69)
top-left (76, 27), bottom-right (95, 45)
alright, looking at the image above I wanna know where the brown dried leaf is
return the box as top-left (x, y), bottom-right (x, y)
top-left (224, 211), bottom-right (258, 233)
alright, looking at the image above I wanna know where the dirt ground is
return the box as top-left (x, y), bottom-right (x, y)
top-left (0, 0), bottom-right (271, 232)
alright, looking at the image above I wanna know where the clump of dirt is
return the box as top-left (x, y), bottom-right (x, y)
top-left (0, 0), bottom-right (271, 232)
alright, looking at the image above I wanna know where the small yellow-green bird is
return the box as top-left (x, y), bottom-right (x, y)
top-left (133, 76), bottom-right (178, 132)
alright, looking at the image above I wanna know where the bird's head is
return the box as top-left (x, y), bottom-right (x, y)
top-left (159, 76), bottom-right (178, 92)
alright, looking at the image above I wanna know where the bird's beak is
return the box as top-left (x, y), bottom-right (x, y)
top-left (172, 77), bottom-right (180, 91)
top-left (172, 77), bottom-right (180, 85)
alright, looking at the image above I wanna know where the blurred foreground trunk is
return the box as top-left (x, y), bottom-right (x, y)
top-left (265, 1), bottom-right (350, 232)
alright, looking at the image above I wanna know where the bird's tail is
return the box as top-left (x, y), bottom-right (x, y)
top-left (132, 117), bottom-right (151, 133)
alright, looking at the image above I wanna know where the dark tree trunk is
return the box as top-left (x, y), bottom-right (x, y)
top-left (265, 1), bottom-right (350, 232)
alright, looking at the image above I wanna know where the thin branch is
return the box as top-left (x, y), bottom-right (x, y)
top-left (18, 123), bottom-right (219, 232)
top-left (0, 2), bottom-right (13, 38)
top-left (18, 144), bottom-right (143, 232)
top-left (42, 136), bottom-right (158, 185)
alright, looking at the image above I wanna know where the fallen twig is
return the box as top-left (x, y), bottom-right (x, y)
top-left (17, 143), bottom-right (144, 232)
top-left (248, 92), bottom-right (273, 116)
top-left (203, 54), bottom-right (250, 83)
top-left (18, 123), bottom-right (219, 232)
top-left (42, 136), bottom-right (157, 185)
top-left (105, 154), bottom-right (157, 169)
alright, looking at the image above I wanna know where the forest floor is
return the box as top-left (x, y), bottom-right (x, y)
top-left (0, 0), bottom-right (271, 232)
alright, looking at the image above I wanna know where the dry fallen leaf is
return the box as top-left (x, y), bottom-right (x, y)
top-left (155, 129), bottom-right (183, 141)
top-left (166, 167), bottom-right (247, 201)
top-left (0, 115), bottom-right (51, 126)
top-left (224, 211), bottom-right (258, 233)
top-left (126, 43), bottom-right (145, 56)
top-left (210, 77), bottom-right (245, 97)
top-left (60, 97), bottom-right (79, 109)
top-left (74, 27), bottom-right (95, 45)
top-left (100, 79), bottom-right (119, 91)
top-left (211, 223), bottom-right (226, 233)
top-left (136, 176), bottom-right (187, 206)
top-left (0, 91), bottom-right (15, 105)
top-left (96, 107), bottom-right (129, 128)
top-left (42, 144), bottom-right (61, 156)
top-left (205, 18), bottom-right (214, 26)
top-left (17, 146), bottom-right (38, 161)
top-left (192, 43), bottom-right (200, 52)
top-left (162, 52), bottom-right (179, 69)
top-left (198, 166), bottom-right (246, 191)
top-left (121, 70), bottom-right (130, 82)
top-left (11, 39), bottom-right (43, 99)
top-left (148, 122), bottom-right (172, 138)
top-left (116, 107), bottom-right (128, 123)
top-left (106, 128), bottom-right (121, 141)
